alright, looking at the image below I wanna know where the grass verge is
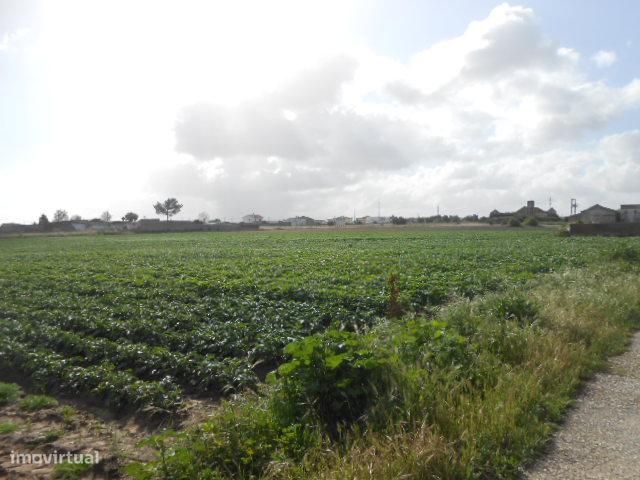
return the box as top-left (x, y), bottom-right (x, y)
top-left (128, 263), bottom-right (640, 479)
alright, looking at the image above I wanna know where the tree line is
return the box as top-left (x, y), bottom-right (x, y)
top-left (37, 198), bottom-right (184, 225)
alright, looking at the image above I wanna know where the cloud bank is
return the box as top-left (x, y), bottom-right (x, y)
top-left (155, 3), bottom-right (639, 219)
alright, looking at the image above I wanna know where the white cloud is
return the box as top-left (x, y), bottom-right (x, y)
top-left (1, 2), bottom-right (639, 223)
top-left (159, 3), bottom-right (640, 219)
top-left (557, 47), bottom-right (580, 63)
top-left (592, 49), bottom-right (617, 68)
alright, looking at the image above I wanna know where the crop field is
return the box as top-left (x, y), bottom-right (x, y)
top-left (0, 228), bottom-right (632, 412)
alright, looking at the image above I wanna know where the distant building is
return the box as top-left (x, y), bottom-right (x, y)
top-left (572, 204), bottom-right (618, 224)
top-left (490, 200), bottom-right (559, 221)
top-left (287, 216), bottom-right (316, 226)
top-left (356, 216), bottom-right (389, 225)
top-left (0, 223), bottom-right (40, 234)
top-left (620, 204), bottom-right (640, 223)
top-left (331, 216), bottom-right (352, 226)
top-left (242, 213), bottom-right (263, 224)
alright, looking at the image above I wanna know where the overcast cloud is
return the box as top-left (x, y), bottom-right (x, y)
top-left (161, 3), bottom-right (640, 219)
top-left (1, 1), bottom-right (639, 222)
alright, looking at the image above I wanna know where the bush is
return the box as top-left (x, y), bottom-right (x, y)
top-left (272, 330), bottom-right (390, 429)
top-left (523, 216), bottom-right (539, 226)
top-left (0, 382), bottom-right (22, 405)
top-left (509, 218), bottom-right (522, 227)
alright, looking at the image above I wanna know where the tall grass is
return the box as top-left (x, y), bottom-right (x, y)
top-left (129, 264), bottom-right (640, 480)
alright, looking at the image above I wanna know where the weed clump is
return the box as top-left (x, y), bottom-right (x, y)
top-left (483, 294), bottom-right (539, 325)
top-left (19, 394), bottom-right (59, 412)
top-left (0, 422), bottom-right (18, 435)
top-left (52, 461), bottom-right (92, 480)
top-left (387, 273), bottom-right (404, 318)
top-left (0, 382), bottom-right (22, 405)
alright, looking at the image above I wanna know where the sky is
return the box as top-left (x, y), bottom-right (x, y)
top-left (0, 0), bottom-right (639, 223)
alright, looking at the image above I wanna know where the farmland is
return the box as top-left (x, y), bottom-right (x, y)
top-left (0, 228), bottom-right (635, 413)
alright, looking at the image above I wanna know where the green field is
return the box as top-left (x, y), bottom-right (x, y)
top-left (0, 228), bottom-right (635, 412)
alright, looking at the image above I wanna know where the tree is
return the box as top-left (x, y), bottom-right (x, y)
top-left (154, 198), bottom-right (183, 221)
top-left (38, 214), bottom-right (49, 226)
top-left (122, 212), bottom-right (139, 223)
top-left (390, 215), bottom-right (407, 225)
top-left (53, 209), bottom-right (69, 222)
top-left (101, 211), bottom-right (112, 223)
top-left (70, 215), bottom-right (82, 221)
top-left (197, 212), bottom-right (210, 223)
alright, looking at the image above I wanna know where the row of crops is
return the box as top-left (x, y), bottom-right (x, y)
top-left (0, 228), bottom-right (632, 412)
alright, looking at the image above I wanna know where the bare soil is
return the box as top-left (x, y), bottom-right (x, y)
top-left (0, 389), bottom-right (218, 479)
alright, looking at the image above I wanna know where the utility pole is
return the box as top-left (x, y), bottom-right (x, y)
top-left (378, 200), bottom-right (381, 218)
top-left (437, 205), bottom-right (440, 216)
top-left (570, 199), bottom-right (577, 215)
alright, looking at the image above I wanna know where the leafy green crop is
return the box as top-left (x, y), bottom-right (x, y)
top-left (0, 229), bottom-right (637, 411)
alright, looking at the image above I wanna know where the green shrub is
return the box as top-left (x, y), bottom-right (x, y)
top-left (272, 330), bottom-right (391, 429)
top-left (509, 218), bottom-right (522, 227)
top-left (19, 394), bottom-right (59, 411)
top-left (0, 382), bottom-right (22, 405)
top-left (523, 216), bottom-right (539, 226)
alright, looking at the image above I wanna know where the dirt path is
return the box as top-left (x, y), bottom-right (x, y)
top-left (525, 332), bottom-right (640, 480)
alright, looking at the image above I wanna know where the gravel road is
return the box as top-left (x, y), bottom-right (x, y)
top-left (525, 332), bottom-right (640, 480)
